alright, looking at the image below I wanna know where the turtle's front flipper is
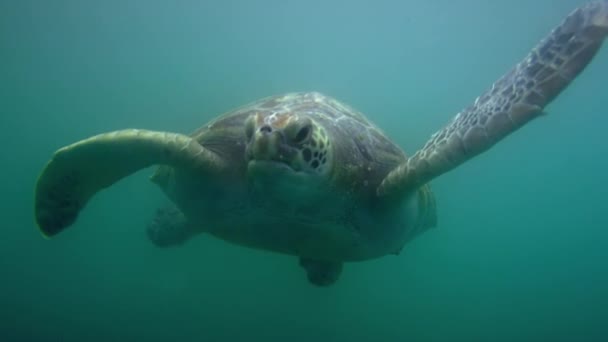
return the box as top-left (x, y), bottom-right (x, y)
top-left (299, 258), bottom-right (343, 286)
top-left (35, 129), bottom-right (227, 237)
top-left (378, 2), bottom-right (608, 197)
top-left (146, 205), bottom-right (199, 247)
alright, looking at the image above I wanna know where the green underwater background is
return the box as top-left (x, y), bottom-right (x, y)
top-left (2, 0), bottom-right (608, 341)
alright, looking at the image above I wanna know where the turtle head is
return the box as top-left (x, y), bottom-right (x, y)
top-left (245, 111), bottom-right (333, 178)
top-left (244, 111), bottom-right (335, 203)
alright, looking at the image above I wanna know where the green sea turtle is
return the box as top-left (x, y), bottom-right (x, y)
top-left (34, 2), bottom-right (608, 286)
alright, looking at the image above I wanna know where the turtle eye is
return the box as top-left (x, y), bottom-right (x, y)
top-left (294, 125), bottom-right (311, 144)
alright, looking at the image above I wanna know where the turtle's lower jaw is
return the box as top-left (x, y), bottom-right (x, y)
top-left (247, 159), bottom-right (323, 187)
top-left (247, 160), bottom-right (328, 204)
top-left (247, 159), bottom-right (301, 176)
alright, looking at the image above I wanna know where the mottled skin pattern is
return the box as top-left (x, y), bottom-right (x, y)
top-left (33, 1), bottom-right (608, 286)
top-left (379, 1), bottom-right (608, 196)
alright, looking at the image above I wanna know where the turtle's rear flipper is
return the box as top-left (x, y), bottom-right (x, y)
top-left (378, 1), bottom-right (608, 196)
top-left (299, 258), bottom-right (343, 287)
top-left (146, 206), bottom-right (199, 247)
top-left (35, 129), bottom-right (227, 238)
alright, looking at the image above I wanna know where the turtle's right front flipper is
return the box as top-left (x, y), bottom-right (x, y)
top-left (35, 129), bottom-right (227, 238)
top-left (378, 1), bottom-right (608, 197)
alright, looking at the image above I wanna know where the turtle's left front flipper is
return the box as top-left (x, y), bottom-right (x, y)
top-left (378, 1), bottom-right (608, 197)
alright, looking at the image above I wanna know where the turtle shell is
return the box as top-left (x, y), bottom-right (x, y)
top-left (181, 92), bottom-right (407, 197)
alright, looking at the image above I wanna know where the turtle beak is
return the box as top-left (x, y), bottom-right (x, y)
top-left (249, 125), bottom-right (281, 161)
top-left (247, 124), bottom-right (300, 168)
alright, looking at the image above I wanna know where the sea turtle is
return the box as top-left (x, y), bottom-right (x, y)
top-left (34, 2), bottom-right (608, 286)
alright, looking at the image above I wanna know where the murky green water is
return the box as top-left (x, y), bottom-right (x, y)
top-left (2, 0), bottom-right (607, 341)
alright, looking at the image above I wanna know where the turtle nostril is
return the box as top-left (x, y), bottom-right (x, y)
top-left (260, 125), bottom-right (272, 134)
